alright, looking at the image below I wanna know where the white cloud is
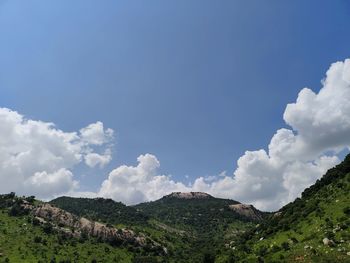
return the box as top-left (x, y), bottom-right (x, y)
top-left (80, 121), bottom-right (114, 168)
top-left (0, 108), bottom-right (114, 199)
top-left (96, 58), bottom-right (350, 210)
top-left (99, 154), bottom-right (189, 205)
top-left (80, 121), bottom-right (114, 146)
top-left (85, 151), bottom-right (112, 168)
top-left (2, 58), bottom-right (349, 211)
top-left (25, 169), bottom-right (78, 198)
top-left (191, 59), bottom-right (350, 210)
top-left (283, 60), bottom-right (350, 156)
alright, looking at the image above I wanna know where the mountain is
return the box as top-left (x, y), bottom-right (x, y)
top-left (50, 192), bottom-right (265, 262)
top-left (134, 192), bottom-right (265, 235)
top-left (0, 155), bottom-right (349, 262)
top-left (134, 192), bottom-right (266, 262)
top-left (220, 154), bottom-right (350, 262)
top-left (50, 196), bottom-right (149, 227)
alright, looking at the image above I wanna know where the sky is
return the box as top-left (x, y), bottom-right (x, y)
top-left (0, 1), bottom-right (350, 211)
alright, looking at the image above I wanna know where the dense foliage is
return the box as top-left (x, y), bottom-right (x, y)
top-left (135, 196), bottom-right (257, 235)
top-left (50, 197), bottom-right (148, 227)
top-left (50, 195), bottom-right (260, 262)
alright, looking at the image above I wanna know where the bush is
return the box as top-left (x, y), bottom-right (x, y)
top-left (43, 223), bottom-right (53, 234)
top-left (34, 236), bottom-right (42, 243)
top-left (281, 241), bottom-right (290, 251)
top-left (8, 202), bottom-right (28, 216)
top-left (257, 245), bottom-right (268, 257)
top-left (343, 207), bottom-right (350, 216)
top-left (202, 252), bottom-right (215, 263)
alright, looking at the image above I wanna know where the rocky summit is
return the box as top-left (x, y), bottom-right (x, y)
top-left (165, 192), bottom-right (213, 199)
top-left (228, 203), bottom-right (264, 221)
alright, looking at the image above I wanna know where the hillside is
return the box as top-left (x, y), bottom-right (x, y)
top-left (0, 193), bottom-right (167, 263)
top-left (50, 197), bottom-right (149, 227)
top-left (0, 155), bottom-right (349, 262)
top-left (0, 194), bottom-right (135, 263)
top-left (221, 155), bottom-right (350, 262)
top-left (134, 192), bottom-right (265, 235)
top-left (134, 192), bottom-right (266, 262)
top-left (50, 193), bottom-right (264, 262)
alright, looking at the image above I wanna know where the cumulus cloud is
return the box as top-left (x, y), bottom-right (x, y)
top-left (191, 59), bottom-right (350, 210)
top-left (84, 151), bottom-right (112, 168)
top-left (25, 169), bottom-right (78, 198)
top-left (0, 107), bottom-right (114, 199)
top-left (99, 154), bottom-right (189, 205)
top-left (2, 58), bottom-right (349, 211)
top-left (97, 58), bottom-right (350, 210)
top-left (80, 121), bottom-right (114, 146)
top-left (283, 60), bottom-right (350, 156)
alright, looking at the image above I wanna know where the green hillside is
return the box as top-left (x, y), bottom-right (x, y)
top-left (221, 155), bottom-right (350, 263)
top-left (50, 197), bottom-right (149, 227)
top-left (134, 193), bottom-right (262, 234)
top-left (135, 193), bottom-right (264, 262)
top-left (0, 194), bottom-right (134, 263)
top-left (50, 193), bottom-right (262, 262)
top-left (1, 155), bottom-right (350, 262)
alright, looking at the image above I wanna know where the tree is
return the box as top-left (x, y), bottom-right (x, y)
top-left (202, 252), bottom-right (215, 263)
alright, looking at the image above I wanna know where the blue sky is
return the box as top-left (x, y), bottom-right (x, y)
top-left (1, 1), bottom-right (350, 209)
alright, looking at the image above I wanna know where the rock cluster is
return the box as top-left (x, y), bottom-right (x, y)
top-left (32, 204), bottom-right (165, 254)
top-left (166, 192), bottom-right (213, 199)
top-left (228, 204), bottom-right (264, 221)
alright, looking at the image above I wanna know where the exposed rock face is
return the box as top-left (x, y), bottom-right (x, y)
top-left (273, 211), bottom-right (282, 218)
top-left (32, 204), bottom-right (165, 253)
top-left (166, 192), bottom-right (213, 199)
top-left (228, 204), bottom-right (264, 221)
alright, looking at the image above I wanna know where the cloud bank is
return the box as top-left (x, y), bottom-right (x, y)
top-left (97, 58), bottom-right (350, 210)
top-left (1, 58), bottom-right (350, 210)
top-left (99, 154), bottom-right (190, 205)
top-left (0, 108), bottom-right (113, 199)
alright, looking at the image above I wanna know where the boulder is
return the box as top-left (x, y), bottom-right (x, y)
top-left (322, 238), bottom-right (335, 246)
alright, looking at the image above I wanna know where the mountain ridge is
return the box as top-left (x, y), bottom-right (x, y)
top-left (163, 192), bottom-right (214, 200)
top-left (219, 154), bottom-right (350, 262)
top-left (0, 155), bottom-right (349, 262)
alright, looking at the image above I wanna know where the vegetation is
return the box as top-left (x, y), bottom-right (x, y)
top-left (1, 155), bottom-right (350, 262)
top-left (50, 197), bottom-right (148, 227)
top-left (0, 196), bottom-right (134, 262)
top-left (221, 154), bottom-right (350, 262)
top-left (51, 194), bottom-right (259, 262)
top-left (134, 195), bottom-right (260, 233)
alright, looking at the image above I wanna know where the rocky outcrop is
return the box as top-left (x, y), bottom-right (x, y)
top-left (165, 192), bottom-right (213, 199)
top-left (322, 237), bottom-right (335, 247)
top-left (228, 204), bottom-right (264, 221)
top-left (32, 204), bottom-right (165, 254)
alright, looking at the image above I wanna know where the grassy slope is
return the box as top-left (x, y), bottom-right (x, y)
top-left (49, 196), bottom-right (198, 262)
top-left (50, 195), bottom-right (259, 262)
top-left (0, 209), bottom-right (133, 263)
top-left (135, 196), bottom-right (258, 262)
top-left (220, 156), bottom-right (350, 263)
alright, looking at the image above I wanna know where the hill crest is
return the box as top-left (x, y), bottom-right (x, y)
top-left (165, 192), bottom-right (213, 199)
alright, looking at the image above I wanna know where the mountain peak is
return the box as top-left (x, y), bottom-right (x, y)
top-left (165, 192), bottom-right (213, 199)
